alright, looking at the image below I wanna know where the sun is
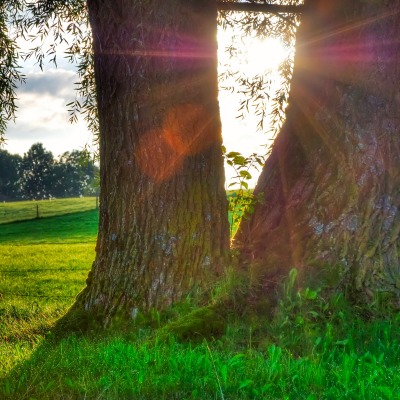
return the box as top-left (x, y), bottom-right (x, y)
top-left (244, 37), bottom-right (288, 76)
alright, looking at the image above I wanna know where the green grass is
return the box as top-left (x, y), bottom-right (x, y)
top-left (0, 210), bottom-right (98, 244)
top-left (0, 197), bottom-right (97, 224)
top-left (4, 331), bottom-right (398, 399)
top-left (1, 198), bottom-right (400, 399)
top-left (0, 198), bottom-right (97, 383)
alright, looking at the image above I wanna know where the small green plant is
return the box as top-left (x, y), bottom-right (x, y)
top-left (273, 268), bottom-right (353, 355)
top-left (223, 147), bottom-right (265, 236)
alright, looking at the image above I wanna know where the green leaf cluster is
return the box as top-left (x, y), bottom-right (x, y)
top-left (223, 146), bottom-right (265, 236)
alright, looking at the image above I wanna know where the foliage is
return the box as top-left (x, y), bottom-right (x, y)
top-left (0, 144), bottom-right (98, 201)
top-left (0, 1), bottom-right (25, 143)
top-left (224, 148), bottom-right (265, 236)
top-left (0, 150), bottom-right (21, 200)
top-left (218, 1), bottom-right (300, 140)
top-left (18, 143), bottom-right (55, 200)
top-left (217, 2), bottom-right (301, 208)
top-left (15, 0), bottom-right (98, 135)
top-left (52, 150), bottom-right (98, 198)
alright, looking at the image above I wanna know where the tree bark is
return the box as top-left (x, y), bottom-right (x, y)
top-left (73, 0), bottom-right (229, 326)
top-left (236, 0), bottom-right (400, 302)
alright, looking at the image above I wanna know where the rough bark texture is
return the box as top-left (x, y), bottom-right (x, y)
top-left (75, 0), bottom-right (229, 326)
top-left (236, 0), bottom-right (400, 302)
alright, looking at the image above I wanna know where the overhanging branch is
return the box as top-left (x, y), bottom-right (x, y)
top-left (216, 2), bottom-right (305, 14)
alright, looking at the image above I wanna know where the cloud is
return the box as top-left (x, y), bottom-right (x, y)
top-left (5, 68), bottom-right (92, 157)
top-left (17, 69), bottom-right (77, 99)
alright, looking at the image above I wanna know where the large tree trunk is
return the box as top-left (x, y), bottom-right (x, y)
top-left (73, 0), bottom-right (229, 326)
top-left (236, 0), bottom-right (400, 302)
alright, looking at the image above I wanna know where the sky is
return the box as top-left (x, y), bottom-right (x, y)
top-left (4, 26), bottom-right (288, 187)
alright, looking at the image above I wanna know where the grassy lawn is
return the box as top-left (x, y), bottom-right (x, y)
top-left (0, 210), bottom-right (98, 244)
top-left (1, 198), bottom-right (400, 399)
top-left (0, 197), bottom-right (97, 224)
top-left (0, 200), bottom-right (97, 386)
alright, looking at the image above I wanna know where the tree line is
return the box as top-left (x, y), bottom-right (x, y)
top-left (0, 143), bottom-right (98, 201)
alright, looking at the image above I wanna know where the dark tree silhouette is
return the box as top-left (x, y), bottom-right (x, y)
top-left (19, 143), bottom-right (55, 200)
top-left (0, 149), bottom-right (21, 200)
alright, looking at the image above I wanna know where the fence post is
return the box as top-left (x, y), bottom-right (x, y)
top-left (36, 204), bottom-right (40, 219)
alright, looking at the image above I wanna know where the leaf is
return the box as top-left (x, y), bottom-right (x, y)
top-left (334, 339), bottom-right (349, 346)
top-left (376, 386), bottom-right (393, 398)
top-left (220, 364), bottom-right (228, 384)
top-left (228, 353), bottom-right (245, 367)
top-left (308, 311), bottom-right (320, 318)
top-left (239, 170), bottom-right (252, 179)
top-left (305, 289), bottom-right (317, 300)
top-left (239, 379), bottom-right (253, 389)
top-left (233, 155), bottom-right (246, 166)
top-left (288, 268), bottom-right (298, 289)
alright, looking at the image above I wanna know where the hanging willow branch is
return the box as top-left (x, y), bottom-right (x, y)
top-left (216, 2), bottom-right (305, 14)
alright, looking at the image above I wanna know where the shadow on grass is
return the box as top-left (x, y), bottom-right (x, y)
top-left (0, 210), bottom-right (99, 245)
top-left (3, 305), bottom-right (400, 400)
top-left (3, 269), bottom-right (400, 400)
top-left (0, 293), bottom-right (237, 400)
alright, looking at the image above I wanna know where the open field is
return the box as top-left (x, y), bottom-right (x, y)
top-left (0, 200), bottom-right (97, 383)
top-left (1, 198), bottom-right (400, 399)
top-left (0, 210), bottom-right (98, 244)
top-left (0, 197), bottom-right (97, 224)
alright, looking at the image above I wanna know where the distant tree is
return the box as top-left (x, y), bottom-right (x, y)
top-left (19, 143), bottom-right (55, 200)
top-left (53, 150), bottom-right (98, 198)
top-left (0, 149), bottom-right (21, 200)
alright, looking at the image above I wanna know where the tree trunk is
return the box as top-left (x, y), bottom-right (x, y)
top-left (236, 0), bottom-right (400, 303)
top-left (73, 0), bottom-right (229, 326)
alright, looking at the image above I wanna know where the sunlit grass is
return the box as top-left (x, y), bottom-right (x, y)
top-left (0, 242), bottom-right (94, 380)
top-left (0, 200), bottom-right (96, 380)
top-left (0, 197), bottom-right (97, 224)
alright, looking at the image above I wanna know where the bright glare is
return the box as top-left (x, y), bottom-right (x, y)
top-left (244, 37), bottom-right (288, 76)
top-left (218, 29), bottom-right (291, 187)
